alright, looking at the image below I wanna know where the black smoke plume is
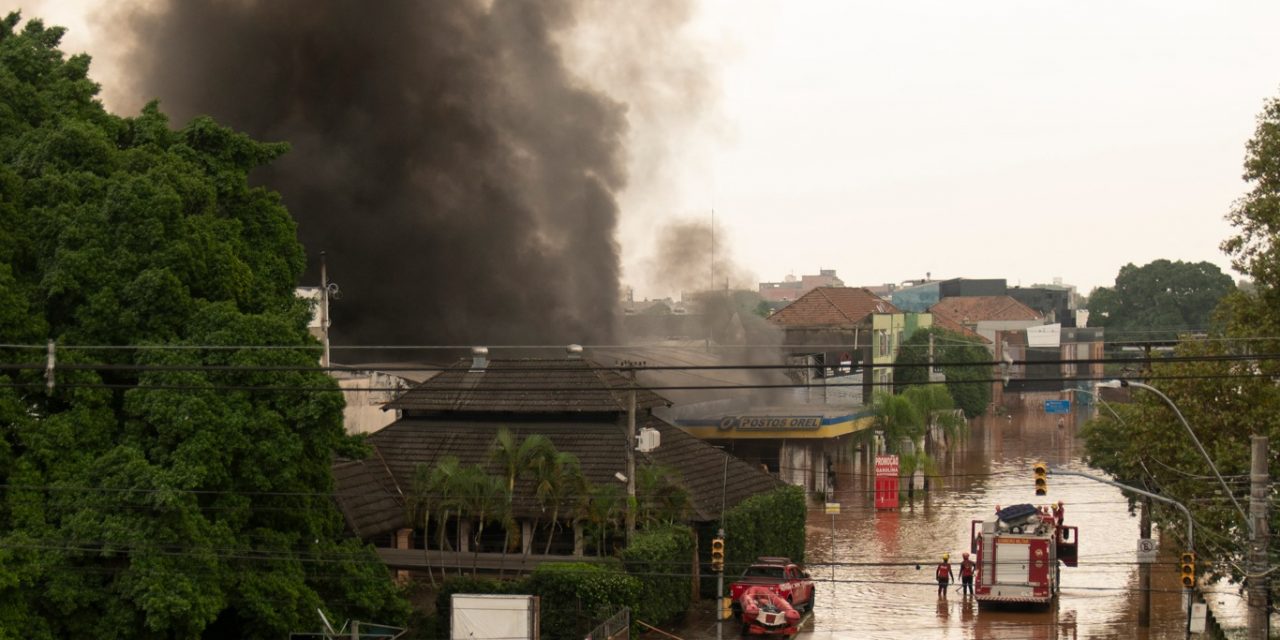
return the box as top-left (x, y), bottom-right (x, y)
top-left (124, 0), bottom-right (634, 351)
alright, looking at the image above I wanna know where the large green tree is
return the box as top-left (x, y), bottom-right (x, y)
top-left (0, 14), bottom-right (405, 638)
top-left (1086, 259), bottom-right (1235, 341)
top-left (893, 326), bottom-right (991, 417)
top-left (1082, 94), bottom-right (1280, 598)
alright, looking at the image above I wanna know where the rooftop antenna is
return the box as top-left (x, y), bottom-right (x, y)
top-left (708, 209), bottom-right (715, 352)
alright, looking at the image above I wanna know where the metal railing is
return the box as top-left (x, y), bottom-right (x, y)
top-left (584, 607), bottom-right (630, 640)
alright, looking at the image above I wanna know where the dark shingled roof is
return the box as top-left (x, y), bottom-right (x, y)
top-left (335, 418), bottom-right (783, 540)
top-left (383, 358), bottom-right (669, 414)
top-left (332, 450), bottom-right (404, 539)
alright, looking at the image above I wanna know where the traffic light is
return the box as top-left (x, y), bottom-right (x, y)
top-left (1179, 552), bottom-right (1196, 588)
top-left (1033, 462), bottom-right (1048, 496)
top-left (710, 536), bottom-right (725, 573)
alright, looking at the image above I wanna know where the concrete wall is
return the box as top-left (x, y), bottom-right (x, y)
top-left (338, 371), bottom-right (412, 434)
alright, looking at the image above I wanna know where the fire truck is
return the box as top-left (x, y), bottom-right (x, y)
top-left (969, 503), bottom-right (1078, 606)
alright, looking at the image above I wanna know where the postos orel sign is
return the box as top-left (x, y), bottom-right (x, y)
top-left (717, 416), bottom-right (824, 431)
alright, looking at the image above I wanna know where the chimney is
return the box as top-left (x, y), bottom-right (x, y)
top-left (566, 344), bottom-right (583, 359)
top-left (470, 346), bottom-right (489, 372)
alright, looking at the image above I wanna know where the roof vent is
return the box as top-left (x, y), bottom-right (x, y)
top-left (470, 346), bottom-right (489, 372)
top-left (566, 344), bottom-right (583, 359)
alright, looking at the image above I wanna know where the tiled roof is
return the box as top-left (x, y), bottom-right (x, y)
top-left (332, 451), bottom-right (405, 539)
top-left (929, 314), bottom-right (991, 343)
top-left (334, 418), bottom-right (784, 539)
top-left (768, 287), bottom-right (899, 327)
top-left (384, 358), bottom-right (669, 414)
top-left (928, 296), bottom-right (1043, 325)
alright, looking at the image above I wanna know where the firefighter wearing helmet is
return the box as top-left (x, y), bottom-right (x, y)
top-left (936, 553), bottom-right (955, 598)
top-left (959, 552), bottom-right (976, 596)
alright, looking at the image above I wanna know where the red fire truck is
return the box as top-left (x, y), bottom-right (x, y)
top-left (969, 503), bottom-right (1078, 606)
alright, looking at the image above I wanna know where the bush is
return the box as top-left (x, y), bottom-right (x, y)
top-left (722, 485), bottom-right (807, 574)
top-left (528, 563), bottom-right (640, 640)
top-left (620, 525), bottom-right (694, 626)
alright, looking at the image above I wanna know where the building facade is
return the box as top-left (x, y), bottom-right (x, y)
top-left (759, 269), bottom-right (844, 303)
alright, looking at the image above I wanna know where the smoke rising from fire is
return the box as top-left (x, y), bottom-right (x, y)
top-left (646, 219), bottom-right (756, 296)
top-left (118, 0), bottom-right (702, 349)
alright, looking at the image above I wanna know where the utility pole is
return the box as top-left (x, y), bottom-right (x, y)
top-left (625, 369), bottom-right (637, 545)
top-left (319, 251), bottom-right (331, 369)
top-left (1247, 436), bottom-right (1270, 640)
top-left (1138, 497), bottom-right (1152, 627)
top-left (1049, 467), bottom-right (1194, 638)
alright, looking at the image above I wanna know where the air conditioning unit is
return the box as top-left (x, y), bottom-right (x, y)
top-left (637, 427), bottom-right (661, 453)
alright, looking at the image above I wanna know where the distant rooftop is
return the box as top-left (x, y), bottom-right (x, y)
top-left (929, 296), bottom-right (1042, 324)
top-left (769, 287), bottom-right (899, 327)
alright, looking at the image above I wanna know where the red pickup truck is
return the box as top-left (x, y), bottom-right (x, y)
top-left (729, 556), bottom-right (815, 614)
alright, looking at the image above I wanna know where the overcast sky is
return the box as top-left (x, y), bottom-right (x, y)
top-left (664, 0), bottom-right (1280, 297)
top-left (8, 0), bottom-right (1280, 300)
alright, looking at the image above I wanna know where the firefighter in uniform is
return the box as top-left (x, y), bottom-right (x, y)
top-left (936, 553), bottom-right (955, 598)
top-left (959, 552), bottom-right (976, 597)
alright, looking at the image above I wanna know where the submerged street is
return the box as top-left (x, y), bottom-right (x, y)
top-left (672, 407), bottom-right (1191, 639)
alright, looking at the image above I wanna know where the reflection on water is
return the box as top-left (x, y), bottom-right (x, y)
top-left (801, 408), bottom-right (1188, 639)
top-left (670, 407), bottom-right (1191, 639)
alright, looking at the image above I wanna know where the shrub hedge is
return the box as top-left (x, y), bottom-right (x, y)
top-left (620, 524), bottom-right (694, 626)
top-left (527, 563), bottom-right (640, 639)
top-left (428, 564), bottom-right (640, 639)
top-left (721, 484), bottom-right (807, 574)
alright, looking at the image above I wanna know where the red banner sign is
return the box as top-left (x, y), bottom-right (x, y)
top-left (875, 455), bottom-right (899, 476)
top-left (874, 455), bottom-right (899, 509)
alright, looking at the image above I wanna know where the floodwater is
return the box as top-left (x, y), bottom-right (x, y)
top-left (668, 407), bottom-right (1193, 640)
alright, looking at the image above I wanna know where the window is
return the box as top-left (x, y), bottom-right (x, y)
top-left (743, 566), bottom-right (786, 579)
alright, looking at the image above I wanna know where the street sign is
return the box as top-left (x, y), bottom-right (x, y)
top-left (1189, 603), bottom-right (1207, 633)
top-left (1044, 400), bottom-right (1071, 414)
top-left (1136, 538), bottom-right (1157, 564)
top-left (824, 502), bottom-right (840, 515)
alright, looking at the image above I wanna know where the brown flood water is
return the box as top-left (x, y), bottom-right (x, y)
top-left (665, 407), bottom-right (1191, 640)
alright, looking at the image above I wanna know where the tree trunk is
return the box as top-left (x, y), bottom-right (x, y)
top-left (543, 507), bottom-right (560, 555)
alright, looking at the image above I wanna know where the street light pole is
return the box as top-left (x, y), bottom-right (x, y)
top-left (1065, 387), bottom-right (1124, 424)
top-left (1050, 467), bottom-right (1194, 639)
top-left (1070, 386), bottom-right (1154, 627)
top-left (1100, 379), bottom-right (1252, 537)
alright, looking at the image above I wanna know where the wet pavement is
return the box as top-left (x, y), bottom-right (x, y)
top-left (666, 407), bottom-right (1192, 639)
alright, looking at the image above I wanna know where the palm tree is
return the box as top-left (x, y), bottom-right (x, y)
top-left (532, 449), bottom-right (584, 555)
top-left (454, 465), bottom-right (510, 576)
top-left (870, 392), bottom-right (924, 452)
top-left (490, 428), bottom-right (554, 493)
top-left (904, 385), bottom-right (966, 450)
top-left (408, 463), bottom-right (437, 586)
top-left (490, 428), bottom-right (554, 554)
top-left (422, 456), bottom-right (467, 576)
top-left (636, 464), bottom-right (692, 526)
top-left (898, 386), bottom-right (966, 498)
top-left (584, 482), bottom-right (624, 556)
